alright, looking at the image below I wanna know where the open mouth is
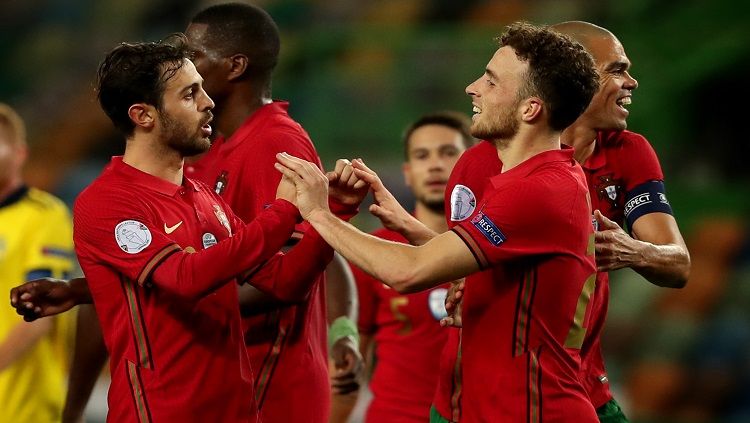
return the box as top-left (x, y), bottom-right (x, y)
top-left (200, 115), bottom-right (213, 136)
top-left (615, 96), bottom-right (631, 112)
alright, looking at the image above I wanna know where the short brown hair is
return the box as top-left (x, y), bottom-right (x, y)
top-left (0, 103), bottom-right (26, 147)
top-left (402, 111), bottom-right (475, 159)
top-left (498, 22), bottom-right (599, 131)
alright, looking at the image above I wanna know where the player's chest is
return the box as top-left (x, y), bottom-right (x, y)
top-left (587, 169), bottom-right (626, 224)
top-left (149, 192), bottom-right (233, 252)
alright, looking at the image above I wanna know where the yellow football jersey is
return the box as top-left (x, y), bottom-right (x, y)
top-left (0, 186), bottom-right (75, 423)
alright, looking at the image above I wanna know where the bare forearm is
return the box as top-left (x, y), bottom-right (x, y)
top-left (307, 211), bottom-right (467, 293)
top-left (69, 278), bottom-right (93, 304)
top-left (62, 305), bottom-right (108, 423)
top-left (632, 241), bottom-right (690, 288)
top-left (0, 318), bottom-right (52, 370)
top-left (308, 210), bottom-right (424, 292)
top-left (401, 215), bottom-right (439, 246)
top-left (326, 252), bottom-right (357, 323)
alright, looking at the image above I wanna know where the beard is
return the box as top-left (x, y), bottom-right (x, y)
top-left (470, 104), bottom-right (520, 141)
top-left (159, 110), bottom-right (211, 157)
top-left (416, 192), bottom-right (446, 214)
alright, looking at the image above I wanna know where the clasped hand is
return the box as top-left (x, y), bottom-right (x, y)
top-left (274, 153), bottom-right (369, 220)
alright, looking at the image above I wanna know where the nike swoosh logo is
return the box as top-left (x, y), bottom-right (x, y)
top-left (164, 221), bottom-right (183, 234)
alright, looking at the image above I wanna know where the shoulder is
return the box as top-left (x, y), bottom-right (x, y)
top-left (603, 130), bottom-right (658, 157)
top-left (73, 177), bottom-right (142, 218)
top-left (487, 162), bottom-right (583, 216)
top-left (24, 187), bottom-right (69, 214)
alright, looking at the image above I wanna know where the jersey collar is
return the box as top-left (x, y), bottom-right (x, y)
top-left (0, 185), bottom-right (29, 209)
top-left (108, 156), bottom-right (201, 196)
top-left (489, 147), bottom-right (575, 189)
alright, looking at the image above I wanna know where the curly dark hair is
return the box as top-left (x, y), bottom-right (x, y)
top-left (402, 111), bottom-right (475, 159)
top-left (96, 33), bottom-right (192, 137)
top-left (498, 22), bottom-right (599, 131)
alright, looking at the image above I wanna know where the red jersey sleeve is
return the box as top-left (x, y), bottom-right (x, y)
top-left (243, 228), bottom-right (334, 302)
top-left (452, 173), bottom-right (579, 269)
top-left (352, 263), bottom-right (379, 335)
top-left (617, 131), bottom-right (665, 190)
top-left (74, 187), bottom-right (300, 300)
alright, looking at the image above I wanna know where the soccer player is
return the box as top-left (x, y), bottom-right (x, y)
top-left (184, 5), bottom-right (362, 421)
top-left (348, 112), bottom-right (473, 423)
top-left (550, 21), bottom-right (691, 422)
top-left (275, 22), bottom-right (601, 422)
top-left (12, 4), bottom-right (362, 422)
top-left (430, 22), bottom-right (692, 423)
top-left (0, 103), bottom-right (75, 422)
top-left (47, 34), bottom-right (347, 422)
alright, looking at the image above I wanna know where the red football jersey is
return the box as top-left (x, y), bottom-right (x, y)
top-left (187, 101), bottom-right (331, 422)
top-left (73, 157), bottom-right (299, 423)
top-left (353, 228), bottom-right (449, 423)
top-left (452, 149), bottom-right (598, 422)
top-left (435, 140), bottom-right (502, 422)
top-left (578, 129), bottom-right (668, 408)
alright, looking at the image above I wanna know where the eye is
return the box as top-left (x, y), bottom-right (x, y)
top-left (486, 79), bottom-right (496, 87)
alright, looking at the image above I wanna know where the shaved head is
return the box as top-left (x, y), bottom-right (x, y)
top-left (549, 21), bottom-right (615, 52)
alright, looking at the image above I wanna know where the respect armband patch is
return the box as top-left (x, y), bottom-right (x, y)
top-left (471, 211), bottom-right (506, 247)
top-left (623, 180), bottom-right (673, 230)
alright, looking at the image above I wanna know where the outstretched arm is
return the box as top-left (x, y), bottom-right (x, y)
top-left (594, 210), bottom-right (690, 288)
top-left (275, 153), bottom-right (479, 293)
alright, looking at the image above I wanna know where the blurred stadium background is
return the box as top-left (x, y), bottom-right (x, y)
top-left (2, 0), bottom-right (749, 422)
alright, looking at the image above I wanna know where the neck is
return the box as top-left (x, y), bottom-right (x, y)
top-left (414, 202), bottom-right (448, 233)
top-left (561, 122), bottom-right (597, 164)
top-left (123, 134), bottom-right (184, 185)
top-left (215, 81), bottom-right (273, 138)
top-left (496, 128), bottom-right (560, 172)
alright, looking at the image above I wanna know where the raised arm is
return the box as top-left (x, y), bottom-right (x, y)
top-left (275, 153), bottom-right (479, 293)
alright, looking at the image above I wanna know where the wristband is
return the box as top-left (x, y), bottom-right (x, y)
top-left (328, 316), bottom-right (360, 350)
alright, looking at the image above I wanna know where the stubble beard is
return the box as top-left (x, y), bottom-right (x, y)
top-left (470, 103), bottom-right (520, 143)
top-left (160, 110), bottom-right (210, 157)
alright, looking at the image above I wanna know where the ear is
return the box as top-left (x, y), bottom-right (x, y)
top-left (226, 54), bottom-right (249, 82)
top-left (127, 104), bottom-right (157, 130)
top-left (402, 162), bottom-right (413, 188)
top-left (520, 97), bottom-right (544, 123)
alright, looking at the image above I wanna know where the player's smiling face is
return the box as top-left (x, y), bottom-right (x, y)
top-left (584, 35), bottom-right (638, 131)
top-left (465, 46), bottom-right (526, 141)
top-left (403, 124), bottom-right (466, 211)
top-left (156, 59), bottom-right (215, 157)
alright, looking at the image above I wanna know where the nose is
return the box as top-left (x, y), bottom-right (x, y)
top-left (466, 78), bottom-right (479, 97)
top-left (624, 71), bottom-right (638, 91)
top-left (202, 92), bottom-right (215, 111)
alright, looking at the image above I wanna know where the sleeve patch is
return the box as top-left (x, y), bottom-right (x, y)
top-left (115, 220), bottom-right (153, 254)
top-left (471, 211), bottom-right (507, 246)
top-left (450, 184), bottom-right (477, 221)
